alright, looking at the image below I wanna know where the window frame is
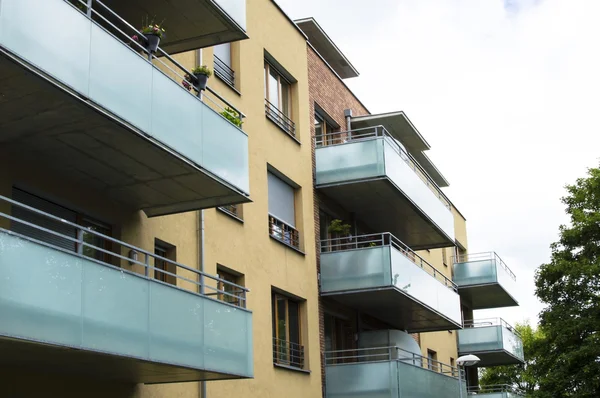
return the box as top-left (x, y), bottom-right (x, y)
top-left (272, 292), bottom-right (304, 369)
top-left (264, 61), bottom-right (296, 138)
top-left (217, 267), bottom-right (244, 306)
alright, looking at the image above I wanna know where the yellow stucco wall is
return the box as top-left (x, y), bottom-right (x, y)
top-left (416, 206), bottom-right (468, 369)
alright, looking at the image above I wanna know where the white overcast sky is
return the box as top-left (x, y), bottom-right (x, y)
top-left (276, 0), bottom-right (600, 327)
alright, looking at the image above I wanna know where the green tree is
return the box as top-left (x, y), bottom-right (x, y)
top-left (534, 166), bottom-right (600, 397)
top-left (479, 323), bottom-right (544, 396)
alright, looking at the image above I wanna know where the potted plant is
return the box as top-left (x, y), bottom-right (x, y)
top-left (327, 219), bottom-right (353, 249)
top-left (220, 107), bottom-right (243, 128)
top-left (191, 65), bottom-right (212, 91)
top-left (139, 18), bottom-right (165, 53)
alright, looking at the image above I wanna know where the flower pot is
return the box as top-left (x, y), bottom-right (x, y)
top-left (194, 73), bottom-right (209, 91)
top-left (146, 34), bottom-right (161, 53)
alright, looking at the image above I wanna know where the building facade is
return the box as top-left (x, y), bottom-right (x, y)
top-left (0, 0), bottom-right (523, 397)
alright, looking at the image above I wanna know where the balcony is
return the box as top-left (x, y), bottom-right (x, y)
top-left (452, 253), bottom-right (519, 309)
top-left (0, 195), bottom-right (253, 383)
top-left (315, 127), bottom-right (454, 250)
top-left (457, 319), bottom-right (524, 367)
top-left (324, 347), bottom-right (465, 398)
top-left (467, 385), bottom-right (525, 398)
top-left (101, 0), bottom-right (248, 53)
top-left (0, 0), bottom-right (250, 217)
top-left (320, 233), bottom-right (461, 332)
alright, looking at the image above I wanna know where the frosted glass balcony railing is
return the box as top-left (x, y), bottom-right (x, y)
top-left (214, 0), bottom-right (247, 30)
top-left (467, 385), bottom-right (526, 398)
top-left (324, 347), bottom-right (465, 398)
top-left (315, 126), bottom-right (454, 245)
top-left (0, 0), bottom-right (249, 196)
top-left (320, 233), bottom-right (462, 329)
top-left (453, 252), bottom-right (519, 308)
top-left (458, 318), bottom-right (524, 366)
top-left (0, 194), bottom-right (253, 383)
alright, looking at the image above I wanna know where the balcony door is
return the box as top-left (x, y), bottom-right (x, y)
top-left (325, 313), bottom-right (354, 363)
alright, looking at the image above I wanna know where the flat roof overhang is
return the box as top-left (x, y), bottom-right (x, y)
top-left (322, 288), bottom-right (462, 333)
top-left (295, 18), bottom-right (359, 79)
top-left (0, 50), bottom-right (250, 217)
top-left (101, 0), bottom-right (248, 54)
top-left (458, 284), bottom-right (519, 310)
top-left (351, 113), bottom-right (449, 187)
top-left (318, 178), bottom-right (454, 250)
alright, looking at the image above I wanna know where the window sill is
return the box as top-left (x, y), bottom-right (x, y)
top-left (265, 113), bottom-right (301, 145)
top-left (217, 207), bottom-right (244, 224)
top-left (215, 74), bottom-right (241, 96)
top-left (274, 363), bottom-right (311, 374)
top-left (269, 235), bottom-right (305, 255)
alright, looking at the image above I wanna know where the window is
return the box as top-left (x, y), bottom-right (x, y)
top-left (272, 292), bottom-right (304, 369)
top-left (268, 171), bottom-right (299, 249)
top-left (427, 349), bottom-right (438, 372)
top-left (450, 357), bottom-right (456, 376)
top-left (218, 204), bottom-right (243, 221)
top-left (264, 61), bottom-right (295, 137)
top-left (217, 267), bottom-right (244, 306)
top-left (442, 248), bottom-right (448, 267)
top-left (154, 240), bottom-right (176, 285)
top-left (214, 43), bottom-right (235, 88)
top-left (314, 111), bottom-right (338, 146)
top-left (11, 188), bottom-right (112, 261)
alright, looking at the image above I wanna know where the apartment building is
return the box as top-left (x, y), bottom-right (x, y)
top-left (296, 17), bottom-right (526, 398)
top-left (0, 0), bottom-right (322, 397)
top-left (0, 0), bottom-right (523, 397)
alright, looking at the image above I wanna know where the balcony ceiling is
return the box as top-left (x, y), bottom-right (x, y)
top-left (459, 284), bottom-right (519, 310)
top-left (322, 288), bottom-right (461, 333)
top-left (0, 336), bottom-right (246, 384)
top-left (458, 348), bottom-right (524, 367)
top-left (318, 179), bottom-right (454, 250)
top-left (101, 0), bottom-right (248, 54)
top-left (0, 51), bottom-right (250, 217)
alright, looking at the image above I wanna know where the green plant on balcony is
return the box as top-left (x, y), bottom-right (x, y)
top-left (191, 65), bottom-right (212, 91)
top-left (328, 219), bottom-right (351, 236)
top-left (132, 17), bottom-right (166, 53)
top-left (220, 108), bottom-right (243, 128)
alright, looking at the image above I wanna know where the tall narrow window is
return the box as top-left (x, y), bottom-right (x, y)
top-left (272, 292), bottom-right (304, 369)
top-left (214, 43), bottom-right (235, 88)
top-left (217, 268), bottom-right (244, 306)
top-left (314, 111), bottom-right (337, 146)
top-left (427, 349), bottom-right (438, 372)
top-left (154, 240), bottom-right (176, 285)
top-left (267, 171), bottom-right (299, 249)
top-left (264, 61), bottom-right (295, 137)
top-left (442, 248), bottom-right (448, 267)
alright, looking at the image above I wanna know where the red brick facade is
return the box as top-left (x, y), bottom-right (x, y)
top-left (307, 45), bottom-right (369, 397)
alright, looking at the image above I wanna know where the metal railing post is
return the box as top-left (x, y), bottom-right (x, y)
top-left (144, 253), bottom-right (149, 277)
top-left (86, 0), bottom-right (92, 18)
top-left (76, 228), bottom-right (84, 255)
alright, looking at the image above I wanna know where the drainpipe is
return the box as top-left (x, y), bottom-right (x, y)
top-left (344, 109), bottom-right (352, 139)
top-left (198, 209), bottom-right (206, 398)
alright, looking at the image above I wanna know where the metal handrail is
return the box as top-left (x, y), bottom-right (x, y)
top-left (468, 384), bottom-right (525, 395)
top-left (269, 214), bottom-right (300, 249)
top-left (315, 125), bottom-right (451, 211)
top-left (320, 233), bottom-right (457, 291)
top-left (324, 346), bottom-right (462, 380)
top-left (68, 0), bottom-right (245, 125)
top-left (265, 99), bottom-right (296, 137)
top-left (453, 251), bottom-right (516, 281)
top-left (273, 338), bottom-right (305, 368)
top-left (214, 54), bottom-right (236, 87)
top-left (463, 318), bottom-right (521, 337)
top-left (0, 193), bottom-right (249, 309)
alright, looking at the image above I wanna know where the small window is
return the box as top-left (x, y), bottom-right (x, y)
top-left (314, 111), bottom-right (339, 146)
top-left (450, 357), bottom-right (456, 376)
top-left (268, 172), bottom-right (299, 249)
top-left (218, 204), bottom-right (243, 221)
top-left (217, 267), bottom-right (244, 306)
top-left (272, 292), bottom-right (304, 369)
top-left (154, 240), bottom-right (176, 285)
top-left (214, 43), bottom-right (235, 88)
top-left (442, 248), bottom-right (448, 267)
top-left (265, 61), bottom-right (295, 137)
top-left (427, 349), bottom-right (438, 372)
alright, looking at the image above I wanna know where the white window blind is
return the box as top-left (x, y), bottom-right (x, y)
top-left (268, 172), bottom-right (295, 227)
top-left (214, 43), bottom-right (231, 66)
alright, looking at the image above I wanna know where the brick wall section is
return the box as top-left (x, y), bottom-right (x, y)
top-left (307, 45), bottom-right (369, 397)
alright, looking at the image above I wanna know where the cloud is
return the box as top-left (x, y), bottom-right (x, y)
top-left (276, 0), bottom-right (600, 325)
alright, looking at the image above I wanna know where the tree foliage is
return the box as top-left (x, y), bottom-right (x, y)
top-left (479, 323), bottom-right (544, 396)
top-left (534, 166), bottom-right (600, 397)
